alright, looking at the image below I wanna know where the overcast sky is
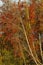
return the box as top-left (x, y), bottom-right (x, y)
top-left (0, 0), bottom-right (30, 7)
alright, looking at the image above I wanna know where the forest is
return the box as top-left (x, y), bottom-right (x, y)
top-left (0, 0), bottom-right (43, 65)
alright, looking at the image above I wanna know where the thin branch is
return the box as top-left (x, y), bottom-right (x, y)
top-left (39, 33), bottom-right (43, 61)
top-left (29, 23), bottom-right (43, 65)
top-left (18, 13), bottom-right (38, 65)
top-left (18, 39), bottom-right (26, 65)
